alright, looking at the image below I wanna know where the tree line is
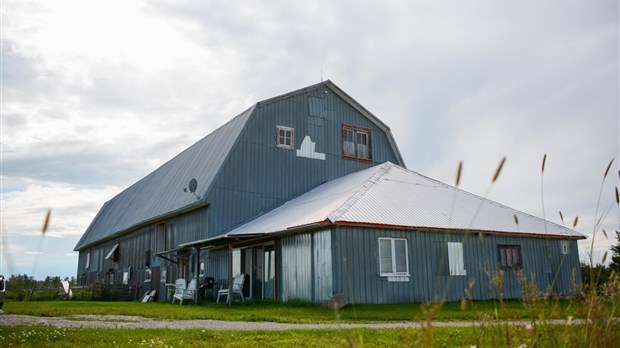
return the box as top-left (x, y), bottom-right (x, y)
top-left (581, 232), bottom-right (620, 286)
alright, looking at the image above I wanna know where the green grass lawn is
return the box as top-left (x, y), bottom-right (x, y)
top-left (4, 298), bottom-right (576, 323)
top-left (2, 299), bottom-right (617, 347)
top-left (0, 324), bottom-right (584, 348)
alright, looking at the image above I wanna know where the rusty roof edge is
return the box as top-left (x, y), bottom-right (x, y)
top-left (332, 221), bottom-right (587, 240)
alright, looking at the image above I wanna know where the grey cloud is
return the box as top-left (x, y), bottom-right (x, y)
top-left (3, 139), bottom-right (152, 186)
top-left (2, 0), bottom-right (618, 280)
top-left (1, 41), bottom-right (40, 91)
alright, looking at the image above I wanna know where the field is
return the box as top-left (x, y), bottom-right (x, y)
top-left (1, 299), bottom-right (578, 322)
top-left (1, 325), bottom-right (593, 348)
top-left (1, 297), bottom-right (618, 347)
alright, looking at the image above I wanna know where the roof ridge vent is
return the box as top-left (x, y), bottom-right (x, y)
top-left (327, 163), bottom-right (393, 222)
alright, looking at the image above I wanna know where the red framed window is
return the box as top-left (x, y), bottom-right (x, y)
top-left (342, 124), bottom-right (371, 161)
top-left (497, 245), bottom-right (522, 270)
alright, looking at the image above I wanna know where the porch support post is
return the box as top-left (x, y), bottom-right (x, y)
top-left (228, 243), bottom-right (233, 306)
top-left (194, 246), bottom-right (200, 304)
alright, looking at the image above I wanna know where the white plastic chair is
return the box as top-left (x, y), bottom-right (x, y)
top-left (171, 278), bottom-right (186, 303)
top-left (173, 279), bottom-right (196, 305)
top-left (141, 290), bottom-right (157, 302)
top-left (216, 274), bottom-right (245, 303)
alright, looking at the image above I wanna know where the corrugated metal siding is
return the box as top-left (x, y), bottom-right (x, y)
top-left (314, 230), bottom-right (333, 302)
top-left (206, 87), bottom-right (402, 237)
top-left (168, 206), bottom-right (208, 245)
top-left (279, 230), bottom-right (333, 303)
top-left (331, 226), bottom-right (582, 304)
top-left (204, 248), bottom-right (230, 286)
top-left (75, 201), bottom-right (208, 297)
top-left (281, 233), bottom-right (313, 301)
top-left (76, 217), bottom-right (210, 300)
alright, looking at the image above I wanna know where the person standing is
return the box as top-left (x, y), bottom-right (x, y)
top-left (0, 275), bottom-right (6, 314)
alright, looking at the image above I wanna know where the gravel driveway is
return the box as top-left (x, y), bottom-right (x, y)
top-left (0, 314), bottom-right (426, 330)
top-left (0, 314), bottom-right (576, 330)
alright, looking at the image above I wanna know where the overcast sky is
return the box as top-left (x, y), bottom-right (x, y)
top-left (1, 0), bottom-right (618, 280)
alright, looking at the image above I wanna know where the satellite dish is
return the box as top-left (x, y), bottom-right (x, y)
top-left (189, 178), bottom-right (198, 193)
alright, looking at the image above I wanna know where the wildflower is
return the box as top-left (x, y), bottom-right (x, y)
top-left (525, 323), bottom-right (533, 332)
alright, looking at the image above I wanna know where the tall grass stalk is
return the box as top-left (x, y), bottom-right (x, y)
top-left (436, 161), bottom-right (463, 301)
top-left (469, 156), bottom-right (506, 229)
top-left (30, 210), bottom-right (51, 283)
top-left (541, 154), bottom-right (548, 233)
top-left (589, 159), bottom-right (614, 267)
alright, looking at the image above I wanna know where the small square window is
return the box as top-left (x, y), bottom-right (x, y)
top-left (144, 268), bottom-right (152, 283)
top-left (276, 126), bottom-right (295, 149)
top-left (497, 245), bottom-right (522, 270)
top-left (161, 267), bottom-right (168, 283)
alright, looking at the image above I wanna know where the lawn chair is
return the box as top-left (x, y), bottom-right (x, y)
top-left (216, 273), bottom-right (245, 303)
top-left (141, 290), bottom-right (157, 302)
top-left (58, 280), bottom-right (73, 299)
top-left (173, 279), bottom-right (197, 305)
top-left (171, 278), bottom-right (186, 304)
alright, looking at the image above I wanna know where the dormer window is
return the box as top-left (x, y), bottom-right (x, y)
top-left (342, 125), bottom-right (371, 161)
top-left (276, 126), bottom-right (295, 149)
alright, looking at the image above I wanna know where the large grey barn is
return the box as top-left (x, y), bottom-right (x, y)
top-left (74, 81), bottom-right (585, 304)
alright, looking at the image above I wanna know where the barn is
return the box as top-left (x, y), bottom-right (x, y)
top-left (74, 80), bottom-right (585, 304)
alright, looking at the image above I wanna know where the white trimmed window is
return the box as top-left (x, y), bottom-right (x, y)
top-left (342, 125), bottom-right (371, 160)
top-left (161, 267), bottom-right (168, 283)
top-left (447, 242), bottom-right (466, 276)
top-left (85, 252), bottom-right (91, 269)
top-left (144, 268), bottom-right (152, 283)
top-left (276, 126), bottom-right (295, 149)
top-left (379, 238), bottom-right (409, 277)
top-left (560, 240), bottom-right (569, 255)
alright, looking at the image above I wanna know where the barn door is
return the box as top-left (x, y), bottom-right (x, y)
top-left (263, 245), bottom-right (275, 300)
top-left (252, 246), bottom-right (264, 299)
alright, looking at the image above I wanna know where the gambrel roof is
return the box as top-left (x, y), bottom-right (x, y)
top-left (215, 162), bottom-right (585, 241)
top-left (74, 80), bottom-right (404, 250)
top-left (74, 106), bottom-right (254, 250)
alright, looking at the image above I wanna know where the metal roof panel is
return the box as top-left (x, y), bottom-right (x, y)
top-left (74, 106), bottom-right (255, 250)
top-left (226, 162), bottom-right (585, 239)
